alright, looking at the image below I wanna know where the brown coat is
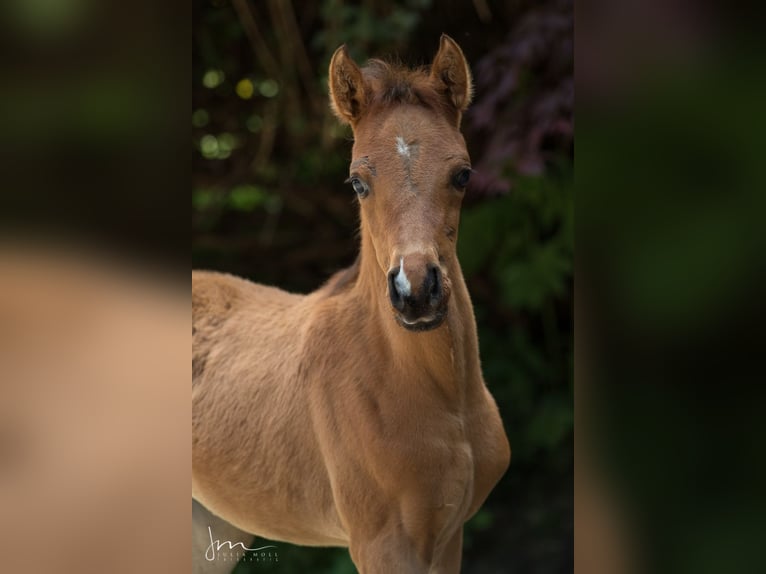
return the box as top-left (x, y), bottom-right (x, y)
top-left (192, 35), bottom-right (510, 574)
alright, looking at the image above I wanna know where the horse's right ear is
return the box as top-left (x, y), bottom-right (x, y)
top-left (430, 34), bottom-right (472, 123)
top-left (328, 45), bottom-right (368, 125)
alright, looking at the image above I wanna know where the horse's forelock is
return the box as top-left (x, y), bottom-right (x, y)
top-left (361, 59), bottom-right (452, 119)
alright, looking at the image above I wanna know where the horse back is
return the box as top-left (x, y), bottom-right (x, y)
top-left (192, 271), bottom-right (302, 380)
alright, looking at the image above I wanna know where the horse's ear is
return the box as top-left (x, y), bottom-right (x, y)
top-left (328, 45), bottom-right (368, 125)
top-left (430, 34), bottom-right (473, 120)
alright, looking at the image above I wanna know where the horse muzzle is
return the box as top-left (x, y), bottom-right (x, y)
top-left (387, 259), bottom-right (449, 332)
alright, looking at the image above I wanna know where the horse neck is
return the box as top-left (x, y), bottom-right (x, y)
top-left (349, 225), bottom-right (481, 403)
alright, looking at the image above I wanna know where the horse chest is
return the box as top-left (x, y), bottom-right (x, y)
top-left (327, 377), bottom-right (476, 507)
top-left (463, 390), bottom-right (511, 516)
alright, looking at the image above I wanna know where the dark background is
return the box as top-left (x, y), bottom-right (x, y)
top-left (192, 1), bottom-right (573, 572)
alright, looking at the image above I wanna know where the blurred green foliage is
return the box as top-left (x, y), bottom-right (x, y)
top-left (193, 1), bottom-right (572, 572)
top-left (578, 40), bottom-right (766, 572)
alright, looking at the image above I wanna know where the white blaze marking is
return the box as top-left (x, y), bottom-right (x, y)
top-left (395, 136), bottom-right (410, 158)
top-left (394, 256), bottom-right (411, 296)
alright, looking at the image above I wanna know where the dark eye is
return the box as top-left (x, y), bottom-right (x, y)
top-left (452, 168), bottom-right (472, 189)
top-left (347, 177), bottom-right (369, 197)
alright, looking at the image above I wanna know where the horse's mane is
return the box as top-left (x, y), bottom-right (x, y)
top-left (362, 59), bottom-right (450, 117)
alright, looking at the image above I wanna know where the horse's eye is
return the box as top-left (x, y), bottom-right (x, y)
top-left (348, 177), bottom-right (369, 197)
top-left (452, 168), bottom-right (472, 189)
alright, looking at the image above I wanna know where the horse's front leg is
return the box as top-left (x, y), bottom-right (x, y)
top-left (349, 528), bottom-right (429, 574)
top-left (348, 518), bottom-right (463, 573)
top-left (429, 526), bottom-right (463, 574)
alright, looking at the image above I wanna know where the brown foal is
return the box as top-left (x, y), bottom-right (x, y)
top-left (192, 35), bottom-right (510, 573)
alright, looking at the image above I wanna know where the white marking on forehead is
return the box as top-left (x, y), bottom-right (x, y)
top-left (395, 136), bottom-right (410, 158)
top-left (394, 256), bottom-right (411, 297)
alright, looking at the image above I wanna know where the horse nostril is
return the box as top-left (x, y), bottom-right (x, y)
top-left (427, 265), bottom-right (442, 306)
top-left (388, 268), bottom-right (405, 310)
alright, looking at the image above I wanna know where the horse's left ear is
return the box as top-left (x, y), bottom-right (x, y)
top-left (430, 34), bottom-right (473, 120)
top-left (328, 45), bottom-right (368, 126)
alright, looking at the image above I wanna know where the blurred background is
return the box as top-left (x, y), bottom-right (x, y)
top-left (192, 1), bottom-right (573, 573)
top-left (0, 1), bottom-right (190, 573)
top-left (577, 1), bottom-right (766, 574)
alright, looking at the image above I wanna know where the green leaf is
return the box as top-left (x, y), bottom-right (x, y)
top-left (228, 185), bottom-right (268, 212)
top-left (497, 242), bottom-right (572, 311)
top-left (526, 395), bottom-right (574, 451)
top-left (192, 188), bottom-right (223, 211)
top-left (467, 508), bottom-right (494, 532)
top-left (457, 199), bottom-right (503, 276)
